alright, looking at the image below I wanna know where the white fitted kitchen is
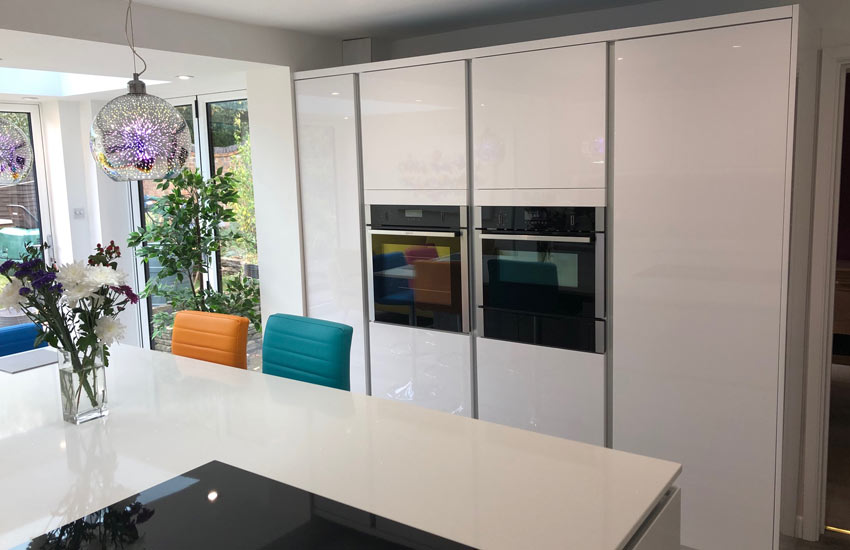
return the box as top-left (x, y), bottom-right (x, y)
top-left (295, 6), bottom-right (811, 550)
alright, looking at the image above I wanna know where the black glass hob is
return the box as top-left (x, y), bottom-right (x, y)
top-left (15, 461), bottom-right (473, 550)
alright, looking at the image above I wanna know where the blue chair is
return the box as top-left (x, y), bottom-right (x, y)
top-left (0, 323), bottom-right (47, 357)
top-left (262, 314), bottom-right (353, 391)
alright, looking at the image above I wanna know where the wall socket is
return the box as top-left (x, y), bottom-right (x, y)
top-left (73, 208), bottom-right (85, 219)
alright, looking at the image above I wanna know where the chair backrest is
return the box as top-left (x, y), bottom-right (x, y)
top-left (411, 259), bottom-right (454, 307)
top-left (403, 245), bottom-right (439, 265)
top-left (0, 323), bottom-right (46, 357)
top-left (171, 310), bottom-right (249, 369)
top-left (262, 314), bottom-right (352, 391)
top-left (373, 251), bottom-right (407, 272)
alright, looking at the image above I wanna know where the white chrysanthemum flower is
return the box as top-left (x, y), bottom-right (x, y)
top-left (56, 261), bottom-right (91, 288)
top-left (86, 266), bottom-right (125, 288)
top-left (57, 261), bottom-right (98, 306)
top-left (94, 316), bottom-right (125, 345)
top-left (0, 279), bottom-right (24, 310)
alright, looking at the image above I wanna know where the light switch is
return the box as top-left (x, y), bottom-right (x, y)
top-left (73, 208), bottom-right (85, 219)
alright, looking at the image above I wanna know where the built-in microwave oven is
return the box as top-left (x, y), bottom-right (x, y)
top-left (474, 206), bottom-right (605, 353)
top-left (366, 205), bottom-right (469, 334)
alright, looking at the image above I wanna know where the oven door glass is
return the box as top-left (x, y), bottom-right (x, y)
top-left (371, 231), bottom-right (466, 333)
top-left (479, 234), bottom-right (602, 352)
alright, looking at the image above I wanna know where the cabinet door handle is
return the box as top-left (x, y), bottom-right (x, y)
top-left (479, 234), bottom-right (592, 243)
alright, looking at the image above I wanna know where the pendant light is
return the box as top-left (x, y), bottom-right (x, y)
top-left (0, 117), bottom-right (33, 185)
top-left (90, 0), bottom-right (191, 182)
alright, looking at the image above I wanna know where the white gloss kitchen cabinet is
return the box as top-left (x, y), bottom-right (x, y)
top-left (369, 322), bottom-right (473, 416)
top-left (476, 338), bottom-right (604, 445)
top-left (359, 61), bottom-right (467, 203)
top-left (295, 75), bottom-right (369, 394)
top-left (611, 20), bottom-right (797, 550)
top-left (472, 43), bottom-right (606, 191)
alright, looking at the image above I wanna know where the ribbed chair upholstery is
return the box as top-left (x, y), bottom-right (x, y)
top-left (0, 323), bottom-right (47, 357)
top-left (171, 310), bottom-right (249, 369)
top-left (262, 314), bottom-right (352, 391)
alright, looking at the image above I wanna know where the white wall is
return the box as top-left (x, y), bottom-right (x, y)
top-left (40, 98), bottom-right (143, 346)
top-left (247, 67), bottom-right (306, 324)
top-left (40, 100), bottom-right (97, 263)
top-left (0, 0), bottom-right (340, 71)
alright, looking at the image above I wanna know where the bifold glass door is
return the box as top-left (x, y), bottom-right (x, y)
top-left (133, 93), bottom-right (261, 368)
top-left (370, 231), bottom-right (466, 333)
top-left (0, 105), bottom-right (52, 328)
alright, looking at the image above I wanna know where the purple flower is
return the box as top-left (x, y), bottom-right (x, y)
top-left (18, 287), bottom-right (31, 296)
top-left (0, 260), bottom-right (16, 275)
top-left (112, 284), bottom-right (140, 304)
top-left (31, 272), bottom-right (57, 290)
top-left (51, 283), bottom-right (63, 293)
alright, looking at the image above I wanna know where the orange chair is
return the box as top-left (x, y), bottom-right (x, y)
top-left (171, 310), bottom-right (250, 369)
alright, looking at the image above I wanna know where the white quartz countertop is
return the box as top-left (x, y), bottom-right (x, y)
top-left (0, 345), bottom-right (680, 549)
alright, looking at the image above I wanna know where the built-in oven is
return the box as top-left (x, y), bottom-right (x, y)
top-left (475, 206), bottom-right (605, 353)
top-left (367, 205), bottom-right (469, 334)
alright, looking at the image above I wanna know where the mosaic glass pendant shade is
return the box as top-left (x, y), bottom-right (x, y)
top-left (0, 118), bottom-right (33, 185)
top-left (90, 78), bottom-right (191, 182)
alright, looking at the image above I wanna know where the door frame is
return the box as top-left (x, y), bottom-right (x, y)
top-left (130, 95), bottom-right (203, 349)
top-left (801, 46), bottom-right (850, 540)
top-left (196, 90), bottom-right (249, 293)
top-left (0, 103), bottom-right (54, 263)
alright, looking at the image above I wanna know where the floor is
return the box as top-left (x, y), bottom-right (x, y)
top-left (785, 362), bottom-right (850, 549)
top-left (781, 531), bottom-right (850, 549)
top-left (827, 363), bottom-right (850, 530)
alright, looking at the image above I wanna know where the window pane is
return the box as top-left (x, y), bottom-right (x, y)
top-left (206, 99), bottom-right (262, 370)
top-left (140, 104), bottom-right (195, 350)
top-left (0, 111), bottom-right (44, 328)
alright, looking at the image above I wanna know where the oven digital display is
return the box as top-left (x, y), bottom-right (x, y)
top-left (404, 209), bottom-right (423, 218)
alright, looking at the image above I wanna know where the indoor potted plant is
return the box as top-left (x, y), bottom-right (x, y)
top-left (0, 241), bottom-right (138, 424)
top-left (128, 168), bottom-right (261, 343)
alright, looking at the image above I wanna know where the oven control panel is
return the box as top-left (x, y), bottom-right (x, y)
top-left (479, 206), bottom-right (604, 233)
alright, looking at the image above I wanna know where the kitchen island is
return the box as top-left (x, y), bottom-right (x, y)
top-left (0, 345), bottom-right (680, 549)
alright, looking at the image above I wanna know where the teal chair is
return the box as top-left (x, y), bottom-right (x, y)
top-left (262, 314), bottom-right (353, 391)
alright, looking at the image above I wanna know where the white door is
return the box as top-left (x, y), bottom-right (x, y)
top-left (360, 62), bottom-right (467, 192)
top-left (296, 75), bottom-right (369, 394)
top-left (472, 43), bottom-right (606, 191)
top-left (0, 105), bottom-right (53, 329)
top-left (611, 20), bottom-right (793, 550)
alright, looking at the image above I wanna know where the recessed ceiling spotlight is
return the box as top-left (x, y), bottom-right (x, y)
top-left (415, 99), bottom-right (422, 102)
top-left (732, 45), bottom-right (742, 49)
top-left (207, 490), bottom-right (218, 502)
top-left (22, 96), bottom-right (39, 101)
top-left (617, 57), bottom-right (624, 61)
top-left (330, 92), bottom-right (340, 96)
top-left (176, 75), bottom-right (194, 80)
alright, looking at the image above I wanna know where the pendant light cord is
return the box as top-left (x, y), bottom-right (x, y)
top-left (125, 0), bottom-right (147, 77)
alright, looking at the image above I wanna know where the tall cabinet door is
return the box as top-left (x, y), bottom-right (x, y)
top-left (296, 75), bottom-right (369, 394)
top-left (472, 43), bottom-right (606, 191)
top-left (360, 61), bottom-right (467, 192)
top-left (612, 21), bottom-right (792, 550)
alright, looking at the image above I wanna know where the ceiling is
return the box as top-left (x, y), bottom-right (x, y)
top-left (133, 0), bottom-right (655, 38)
top-left (0, 30), bottom-right (269, 102)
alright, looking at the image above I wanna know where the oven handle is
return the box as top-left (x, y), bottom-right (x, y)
top-left (479, 234), bottom-right (592, 243)
top-left (369, 229), bottom-right (460, 238)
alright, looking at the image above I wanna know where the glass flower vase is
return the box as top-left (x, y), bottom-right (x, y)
top-left (59, 348), bottom-right (108, 424)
